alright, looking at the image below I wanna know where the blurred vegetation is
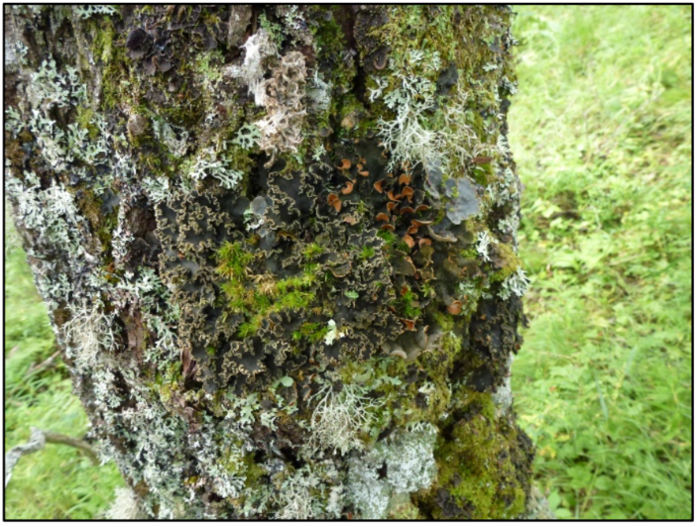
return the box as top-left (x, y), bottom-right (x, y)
top-left (509, 5), bottom-right (692, 520)
top-left (3, 5), bottom-right (691, 519)
top-left (4, 242), bottom-right (123, 519)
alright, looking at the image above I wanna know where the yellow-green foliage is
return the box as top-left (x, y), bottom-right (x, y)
top-left (216, 241), bottom-right (319, 337)
top-left (510, 5), bottom-right (691, 520)
top-left (216, 241), bottom-right (255, 281)
top-left (432, 390), bottom-right (526, 519)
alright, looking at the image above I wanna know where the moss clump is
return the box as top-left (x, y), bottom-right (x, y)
top-left (490, 241), bottom-right (523, 283)
top-left (391, 284), bottom-right (422, 319)
top-left (216, 241), bottom-right (320, 338)
top-left (425, 389), bottom-right (529, 519)
top-left (291, 322), bottom-right (329, 344)
top-left (216, 241), bottom-right (255, 281)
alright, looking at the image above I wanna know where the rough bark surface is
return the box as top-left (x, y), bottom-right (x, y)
top-left (5, 5), bottom-right (536, 519)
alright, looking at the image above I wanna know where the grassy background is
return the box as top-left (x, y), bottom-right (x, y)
top-left (509, 5), bottom-right (692, 520)
top-left (4, 243), bottom-right (123, 519)
top-left (3, 5), bottom-right (692, 519)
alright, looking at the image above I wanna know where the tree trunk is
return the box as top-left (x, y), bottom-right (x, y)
top-left (5, 5), bottom-right (538, 519)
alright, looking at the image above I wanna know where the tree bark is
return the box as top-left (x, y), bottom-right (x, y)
top-left (5, 5), bottom-right (537, 519)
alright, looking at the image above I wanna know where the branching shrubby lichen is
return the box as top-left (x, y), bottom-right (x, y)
top-left (309, 382), bottom-right (376, 456)
top-left (64, 300), bottom-right (117, 371)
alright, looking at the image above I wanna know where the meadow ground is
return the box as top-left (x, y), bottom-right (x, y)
top-left (509, 5), bottom-right (692, 520)
top-left (4, 5), bottom-right (692, 519)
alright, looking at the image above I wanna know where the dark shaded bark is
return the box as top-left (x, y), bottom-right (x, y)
top-left (5, 5), bottom-right (537, 519)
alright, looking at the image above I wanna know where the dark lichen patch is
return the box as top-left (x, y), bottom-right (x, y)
top-left (458, 294), bottom-right (525, 393)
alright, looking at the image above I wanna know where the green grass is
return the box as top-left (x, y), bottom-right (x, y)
top-left (3, 6), bottom-right (692, 519)
top-left (4, 243), bottom-right (123, 519)
top-left (509, 5), bottom-right (692, 520)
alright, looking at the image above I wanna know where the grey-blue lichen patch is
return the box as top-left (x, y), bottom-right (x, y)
top-left (74, 5), bottom-right (117, 19)
top-left (347, 422), bottom-right (438, 519)
top-left (445, 176), bottom-right (480, 225)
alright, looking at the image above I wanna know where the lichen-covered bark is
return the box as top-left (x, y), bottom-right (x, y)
top-left (5, 5), bottom-right (535, 519)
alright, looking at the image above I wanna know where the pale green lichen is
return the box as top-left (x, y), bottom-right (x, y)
top-left (348, 422), bottom-right (438, 519)
top-left (309, 382), bottom-right (376, 456)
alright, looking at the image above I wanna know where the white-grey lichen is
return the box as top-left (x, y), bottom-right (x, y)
top-left (29, 59), bottom-right (87, 109)
top-left (105, 487), bottom-right (143, 519)
top-left (347, 422), bottom-right (438, 519)
top-left (228, 29), bottom-right (277, 105)
top-left (476, 231), bottom-right (493, 263)
top-left (492, 354), bottom-right (514, 418)
top-left (4, 107), bottom-right (22, 135)
top-left (254, 51), bottom-right (307, 163)
top-left (272, 467), bottom-right (321, 519)
top-left (64, 300), bottom-right (117, 371)
top-left (152, 119), bottom-right (189, 158)
top-left (377, 74), bottom-right (444, 171)
top-left (323, 319), bottom-right (344, 346)
top-left (189, 148), bottom-right (244, 190)
top-left (142, 176), bottom-right (172, 205)
top-left (74, 5), bottom-right (117, 19)
top-left (310, 382), bottom-right (376, 456)
top-left (498, 268), bottom-right (531, 300)
top-left (308, 70), bottom-right (332, 111)
top-left (233, 123), bottom-right (262, 150)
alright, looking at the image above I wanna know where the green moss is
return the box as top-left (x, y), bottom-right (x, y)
top-left (216, 241), bottom-right (321, 338)
top-left (490, 242), bottom-right (523, 283)
top-left (377, 229), bottom-right (398, 246)
top-left (74, 187), bottom-right (117, 267)
top-left (217, 241), bottom-right (255, 280)
top-left (191, 49), bottom-right (225, 87)
top-left (91, 19), bottom-right (117, 66)
top-left (302, 242), bottom-right (323, 260)
top-left (391, 284), bottom-right (422, 319)
top-left (359, 246), bottom-right (376, 260)
top-left (258, 11), bottom-right (284, 47)
top-left (428, 389), bottom-right (527, 519)
top-left (432, 311), bottom-right (456, 333)
top-left (387, 501), bottom-right (420, 520)
top-left (156, 362), bottom-right (184, 405)
top-left (308, 6), bottom-right (356, 94)
top-left (240, 452), bottom-right (267, 487)
top-left (292, 322), bottom-right (328, 344)
top-left (471, 164), bottom-right (492, 186)
top-left (75, 106), bottom-right (98, 140)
